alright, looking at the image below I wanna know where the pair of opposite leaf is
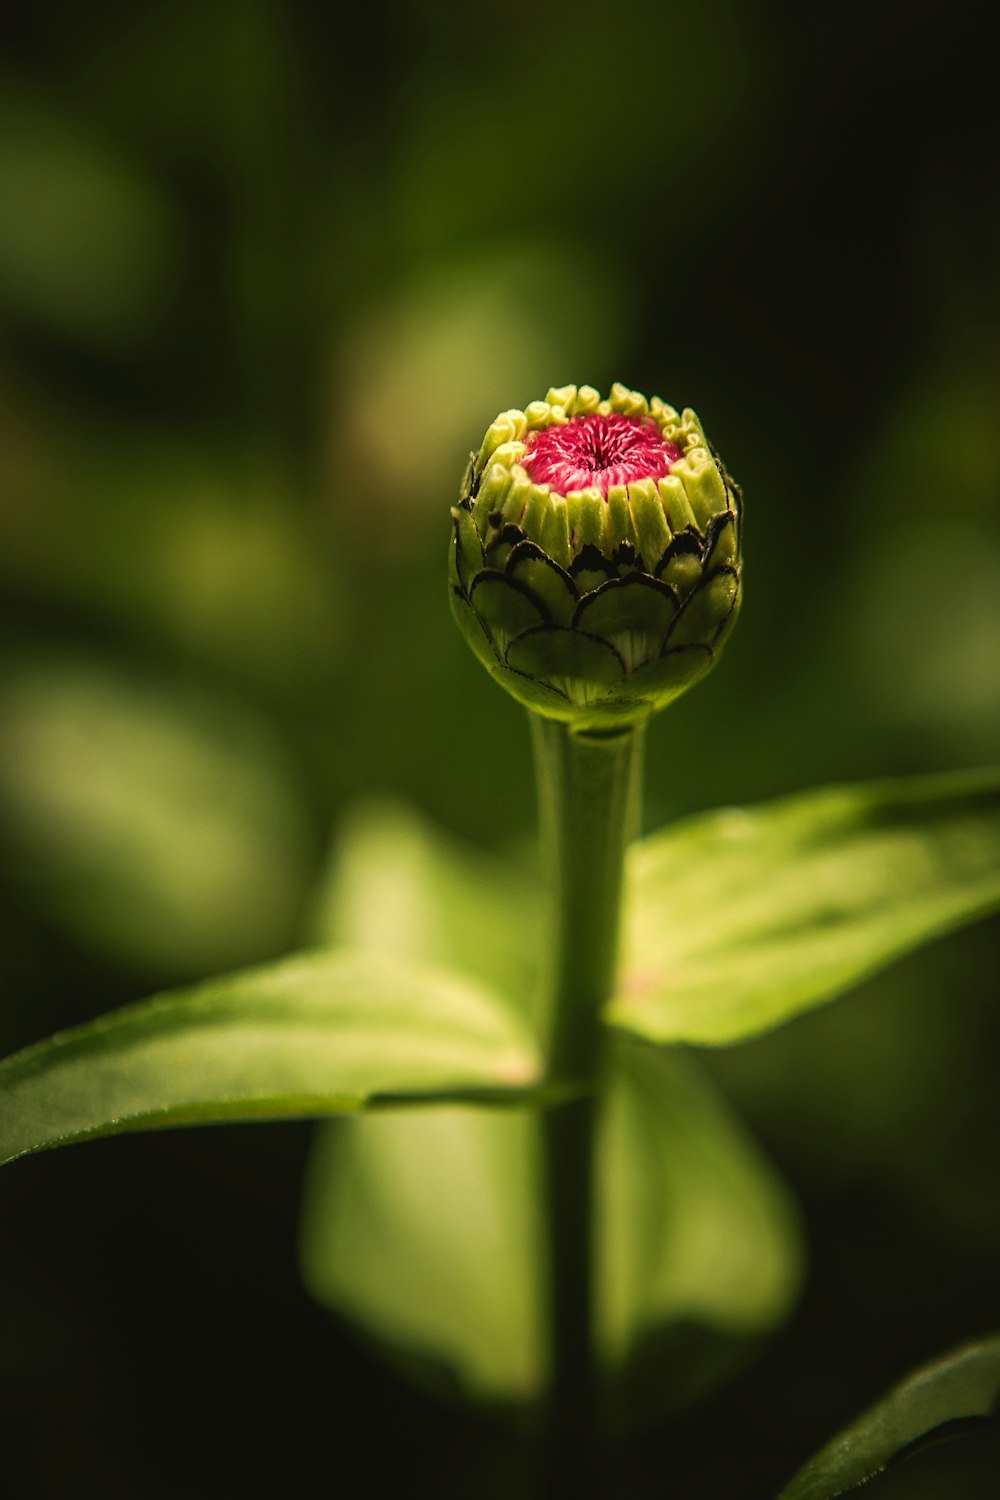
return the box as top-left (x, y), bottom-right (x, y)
top-left (2, 775), bottom-right (997, 1493)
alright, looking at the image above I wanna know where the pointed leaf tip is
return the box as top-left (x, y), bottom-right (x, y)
top-left (610, 767), bottom-right (1000, 1046)
top-left (0, 948), bottom-right (542, 1166)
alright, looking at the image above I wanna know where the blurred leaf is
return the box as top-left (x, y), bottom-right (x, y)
top-left (311, 798), bottom-right (543, 1032)
top-left (0, 420), bottom-right (340, 692)
top-left (0, 950), bottom-right (540, 1167)
top-left (301, 802), bottom-right (799, 1407)
top-left (85, 0), bottom-right (300, 174)
top-left (777, 1334), bottom-right (1000, 1500)
top-left (380, 0), bottom-right (748, 261)
top-left (300, 1040), bottom-right (799, 1408)
top-left (853, 523), bottom-right (1000, 758)
top-left (598, 1040), bottom-right (801, 1424)
top-left (331, 244), bottom-right (624, 543)
top-left (300, 1105), bottom-right (544, 1401)
top-left (302, 799), bottom-right (546, 1400)
top-left (0, 84), bottom-right (178, 342)
top-left (0, 654), bottom-right (311, 978)
top-left (847, 351), bottom-right (1000, 761)
top-left (609, 769), bottom-right (1000, 1046)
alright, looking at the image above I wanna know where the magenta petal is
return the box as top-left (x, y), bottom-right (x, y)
top-left (522, 413), bottom-right (682, 498)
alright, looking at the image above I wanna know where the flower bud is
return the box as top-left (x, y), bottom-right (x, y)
top-left (449, 384), bottom-right (742, 730)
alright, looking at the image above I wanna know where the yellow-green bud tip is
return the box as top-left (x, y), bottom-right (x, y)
top-left (449, 385), bottom-right (742, 731)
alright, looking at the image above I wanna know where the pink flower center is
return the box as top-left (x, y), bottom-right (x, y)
top-left (521, 412), bottom-right (682, 497)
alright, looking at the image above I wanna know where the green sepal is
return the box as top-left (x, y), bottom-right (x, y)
top-left (612, 643), bottom-right (715, 708)
top-left (655, 536), bottom-right (705, 596)
top-left (506, 545), bottom-right (577, 626)
top-left (451, 504), bottom-right (485, 593)
top-left (449, 590), bottom-right (502, 673)
top-left (490, 663), bottom-right (578, 719)
top-left (573, 574), bottom-right (680, 642)
top-left (666, 567), bottom-right (740, 649)
top-left (505, 625), bottom-right (625, 701)
top-left (570, 546), bottom-right (619, 595)
top-left (704, 510), bottom-right (739, 568)
top-left (468, 573), bottom-right (545, 647)
top-left (484, 527), bottom-right (517, 569)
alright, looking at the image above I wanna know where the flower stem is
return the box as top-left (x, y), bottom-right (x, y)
top-left (530, 714), bottom-right (644, 1497)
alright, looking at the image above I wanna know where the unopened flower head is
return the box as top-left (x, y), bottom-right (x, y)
top-left (449, 384), bottom-right (742, 730)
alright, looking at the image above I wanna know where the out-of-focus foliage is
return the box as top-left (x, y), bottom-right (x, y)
top-left (301, 1104), bottom-right (545, 1401)
top-left (300, 801), bottom-right (800, 1411)
top-left (0, 421), bottom-right (342, 694)
top-left (848, 353), bottom-right (1000, 763)
top-left (0, 652), bottom-right (312, 976)
top-left (0, 0), bottom-right (998, 1494)
top-left (334, 250), bottom-right (626, 545)
top-left (311, 799), bottom-right (543, 1031)
top-left (0, 85), bottom-right (178, 343)
top-left (301, 1048), bottom-right (802, 1414)
top-left (598, 1041), bottom-right (801, 1423)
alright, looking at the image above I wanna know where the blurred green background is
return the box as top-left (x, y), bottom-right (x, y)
top-left (1, 1), bottom-right (998, 1496)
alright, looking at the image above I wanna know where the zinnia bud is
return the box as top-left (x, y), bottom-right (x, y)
top-left (449, 384), bottom-right (742, 730)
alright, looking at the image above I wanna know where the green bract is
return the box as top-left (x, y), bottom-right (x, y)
top-left (449, 383), bottom-right (742, 730)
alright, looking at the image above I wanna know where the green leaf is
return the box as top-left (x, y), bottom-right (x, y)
top-left (299, 1040), bottom-right (801, 1407)
top-left (777, 1334), bottom-right (1000, 1500)
top-left (609, 768), bottom-right (1000, 1045)
top-left (309, 798), bottom-right (543, 1032)
top-left (598, 1040), bottom-right (802, 1423)
top-left (300, 1105), bottom-right (545, 1401)
top-left (302, 800), bottom-right (800, 1407)
top-left (302, 798), bottom-right (547, 1401)
top-left (0, 950), bottom-right (541, 1166)
top-left (0, 652), bottom-right (311, 979)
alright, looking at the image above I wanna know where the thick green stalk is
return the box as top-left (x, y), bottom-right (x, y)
top-left (530, 715), bottom-right (644, 1497)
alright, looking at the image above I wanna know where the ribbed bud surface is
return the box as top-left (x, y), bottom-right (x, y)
top-left (449, 384), bottom-right (742, 730)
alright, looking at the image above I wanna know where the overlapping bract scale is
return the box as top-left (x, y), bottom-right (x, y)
top-left (450, 387), bottom-right (741, 729)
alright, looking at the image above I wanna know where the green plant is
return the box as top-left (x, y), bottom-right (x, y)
top-left (2, 384), bottom-right (999, 1497)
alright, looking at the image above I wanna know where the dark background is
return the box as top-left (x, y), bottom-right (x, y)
top-left (1, 1), bottom-right (999, 1495)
